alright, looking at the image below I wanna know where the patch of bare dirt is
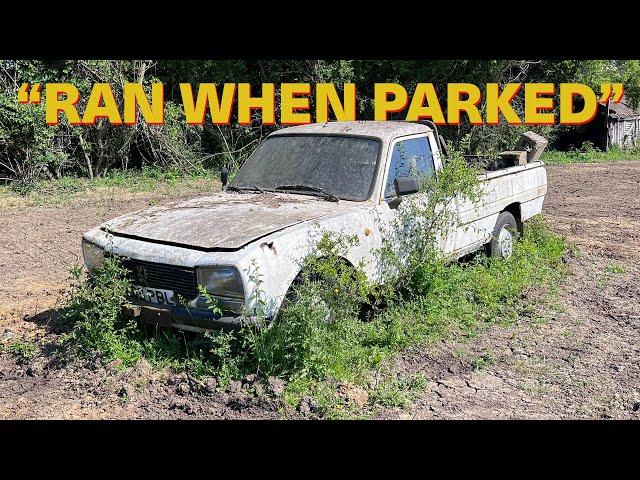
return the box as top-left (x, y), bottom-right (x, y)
top-left (0, 353), bottom-right (293, 419)
top-left (376, 161), bottom-right (640, 419)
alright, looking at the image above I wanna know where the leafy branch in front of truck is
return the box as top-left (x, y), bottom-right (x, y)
top-left (378, 152), bottom-right (482, 298)
top-left (197, 285), bottom-right (224, 316)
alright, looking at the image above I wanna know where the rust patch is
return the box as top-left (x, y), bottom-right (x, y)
top-left (260, 241), bottom-right (277, 255)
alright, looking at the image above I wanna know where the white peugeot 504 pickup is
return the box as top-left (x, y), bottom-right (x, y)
top-left (81, 121), bottom-right (548, 331)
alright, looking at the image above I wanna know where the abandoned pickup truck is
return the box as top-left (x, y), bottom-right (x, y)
top-left (81, 121), bottom-right (548, 331)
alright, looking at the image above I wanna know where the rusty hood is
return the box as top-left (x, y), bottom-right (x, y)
top-left (102, 191), bottom-right (355, 251)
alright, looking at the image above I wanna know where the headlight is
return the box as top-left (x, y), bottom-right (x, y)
top-left (196, 266), bottom-right (245, 299)
top-left (82, 239), bottom-right (105, 272)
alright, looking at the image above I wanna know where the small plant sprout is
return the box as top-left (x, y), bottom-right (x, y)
top-left (198, 285), bottom-right (224, 316)
top-left (8, 339), bottom-right (37, 363)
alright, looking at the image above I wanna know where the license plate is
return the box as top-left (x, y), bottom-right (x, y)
top-left (134, 286), bottom-right (176, 306)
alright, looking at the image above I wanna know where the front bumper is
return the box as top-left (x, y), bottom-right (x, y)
top-left (123, 300), bottom-right (256, 332)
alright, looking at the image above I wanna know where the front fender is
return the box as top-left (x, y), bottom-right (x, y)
top-left (235, 215), bottom-right (374, 318)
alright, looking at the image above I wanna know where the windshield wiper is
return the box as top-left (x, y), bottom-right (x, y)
top-left (227, 184), bottom-right (265, 193)
top-left (275, 184), bottom-right (339, 202)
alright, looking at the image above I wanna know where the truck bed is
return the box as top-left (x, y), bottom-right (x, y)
top-left (449, 160), bottom-right (547, 258)
top-left (478, 160), bottom-right (545, 181)
top-left (464, 154), bottom-right (530, 173)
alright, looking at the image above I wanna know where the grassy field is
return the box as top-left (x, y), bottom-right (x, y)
top-left (0, 166), bottom-right (220, 209)
top-left (542, 145), bottom-right (640, 164)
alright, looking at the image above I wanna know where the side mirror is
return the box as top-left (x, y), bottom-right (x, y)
top-left (394, 176), bottom-right (420, 197)
top-left (220, 167), bottom-right (229, 190)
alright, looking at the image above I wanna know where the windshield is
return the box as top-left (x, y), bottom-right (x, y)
top-left (230, 135), bottom-right (381, 201)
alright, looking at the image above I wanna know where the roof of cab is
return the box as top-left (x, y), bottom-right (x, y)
top-left (268, 121), bottom-right (431, 142)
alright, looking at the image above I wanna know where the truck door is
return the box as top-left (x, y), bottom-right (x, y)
top-left (375, 134), bottom-right (452, 277)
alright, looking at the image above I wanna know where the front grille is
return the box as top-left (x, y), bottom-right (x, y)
top-left (120, 257), bottom-right (199, 301)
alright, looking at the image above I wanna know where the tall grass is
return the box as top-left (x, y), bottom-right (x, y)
top-left (1, 165), bottom-right (218, 203)
top-left (542, 144), bottom-right (640, 164)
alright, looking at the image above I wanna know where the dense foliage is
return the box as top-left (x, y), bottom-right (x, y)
top-left (1, 60), bottom-right (639, 185)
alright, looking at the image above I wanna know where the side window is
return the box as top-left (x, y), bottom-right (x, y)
top-left (384, 137), bottom-right (435, 199)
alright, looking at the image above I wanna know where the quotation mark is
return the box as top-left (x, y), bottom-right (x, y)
top-left (600, 83), bottom-right (624, 104)
top-left (18, 83), bottom-right (42, 104)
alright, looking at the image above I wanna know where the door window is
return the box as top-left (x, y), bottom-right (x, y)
top-left (384, 137), bottom-right (435, 199)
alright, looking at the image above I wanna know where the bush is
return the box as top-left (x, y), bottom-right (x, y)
top-left (0, 92), bottom-right (69, 185)
top-left (59, 259), bottom-right (140, 365)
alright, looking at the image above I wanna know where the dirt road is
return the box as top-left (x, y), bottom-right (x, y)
top-left (1, 162), bottom-right (639, 419)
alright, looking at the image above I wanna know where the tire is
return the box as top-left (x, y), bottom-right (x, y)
top-left (279, 261), bottom-right (367, 323)
top-left (277, 277), bottom-right (334, 325)
top-left (488, 211), bottom-right (518, 259)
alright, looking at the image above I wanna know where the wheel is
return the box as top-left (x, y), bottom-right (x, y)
top-left (488, 211), bottom-right (518, 259)
top-left (278, 261), bottom-right (365, 323)
top-left (277, 277), bottom-right (334, 325)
